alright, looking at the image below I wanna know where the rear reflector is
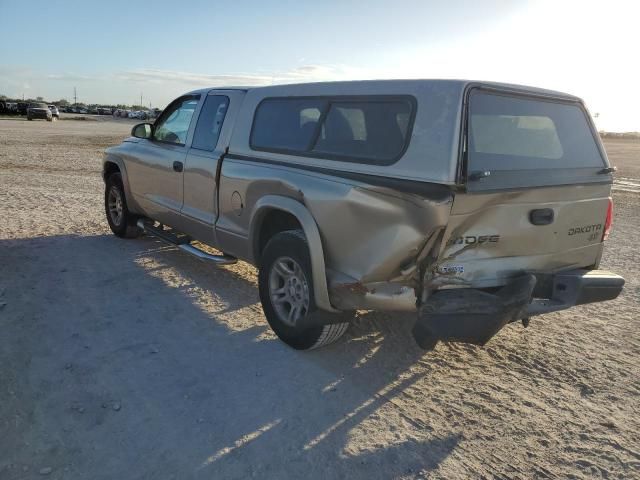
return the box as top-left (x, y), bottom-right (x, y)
top-left (603, 198), bottom-right (613, 241)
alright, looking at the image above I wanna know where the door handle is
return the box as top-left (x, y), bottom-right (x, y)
top-left (529, 208), bottom-right (554, 225)
top-left (173, 161), bottom-right (183, 172)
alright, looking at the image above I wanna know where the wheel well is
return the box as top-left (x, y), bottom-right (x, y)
top-left (103, 161), bottom-right (121, 181)
top-left (256, 209), bottom-right (302, 261)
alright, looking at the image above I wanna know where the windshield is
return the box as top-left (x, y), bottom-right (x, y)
top-left (468, 91), bottom-right (605, 173)
top-left (31, 103), bottom-right (48, 109)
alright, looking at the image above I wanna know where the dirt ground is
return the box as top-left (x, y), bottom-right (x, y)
top-left (0, 117), bottom-right (638, 480)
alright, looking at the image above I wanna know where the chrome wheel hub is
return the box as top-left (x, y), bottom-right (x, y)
top-left (107, 186), bottom-right (124, 226)
top-left (269, 256), bottom-right (310, 327)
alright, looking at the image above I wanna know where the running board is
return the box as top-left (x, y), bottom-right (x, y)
top-left (137, 219), bottom-right (237, 266)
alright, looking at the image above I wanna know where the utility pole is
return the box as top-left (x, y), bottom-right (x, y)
top-left (140, 92), bottom-right (143, 109)
top-left (73, 87), bottom-right (77, 105)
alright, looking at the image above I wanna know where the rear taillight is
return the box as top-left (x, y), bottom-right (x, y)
top-left (602, 198), bottom-right (613, 241)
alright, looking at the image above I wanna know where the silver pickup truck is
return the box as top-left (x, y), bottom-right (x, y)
top-left (103, 80), bottom-right (624, 351)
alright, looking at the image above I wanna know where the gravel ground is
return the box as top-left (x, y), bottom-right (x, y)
top-left (0, 118), bottom-right (638, 479)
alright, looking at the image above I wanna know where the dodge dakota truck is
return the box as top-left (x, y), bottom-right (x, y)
top-left (103, 80), bottom-right (624, 350)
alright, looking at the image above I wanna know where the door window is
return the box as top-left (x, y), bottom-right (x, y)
top-left (153, 96), bottom-right (200, 145)
top-left (191, 95), bottom-right (230, 151)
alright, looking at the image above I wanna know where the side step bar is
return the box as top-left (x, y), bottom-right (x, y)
top-left (137, 219), bottom-right (237, 266)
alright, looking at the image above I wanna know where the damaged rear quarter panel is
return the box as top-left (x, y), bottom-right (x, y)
top-left (309, 183), bottom-right (453, 284)
top-left (218, 158), bottom-right (455, 287)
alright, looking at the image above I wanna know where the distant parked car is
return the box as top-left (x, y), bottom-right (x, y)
top-left (150, 108), bottom-right (163, 119)
top-left (48, 105), bottom-right (60, 118)
top-left (127, 111), bottom-right (137, 119)
top-left (17, 102), bottom-right (29, 115)
top-left (27, 103), bottom-right (53, 121)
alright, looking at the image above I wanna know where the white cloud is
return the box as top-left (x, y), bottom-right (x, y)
top-left (113, 64), bottom-right (362, 87)
top-left (1, 64), bottom-right (363, 105)
top-left (114, 68), bottom-right (273, 86)
top-left (46, 73), bottom-right (96, 81)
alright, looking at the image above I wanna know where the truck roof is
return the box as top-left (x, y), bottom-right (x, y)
top-left (186, 79), bottom-right (581, 102)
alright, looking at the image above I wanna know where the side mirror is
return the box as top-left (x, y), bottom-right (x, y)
top-left (132, 122), bottom-right (153, 139)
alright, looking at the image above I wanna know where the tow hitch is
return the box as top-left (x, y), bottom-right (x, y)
top-left (413, 274), bottom-right (536, 349)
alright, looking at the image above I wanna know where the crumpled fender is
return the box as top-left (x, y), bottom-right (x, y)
top-left (249, 195), bottom-right (339, 313)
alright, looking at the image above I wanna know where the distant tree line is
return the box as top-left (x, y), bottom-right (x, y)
top-left (0, 94), bottom-right (154, 111)
top-left (599, 131), bottom-right (640, 139)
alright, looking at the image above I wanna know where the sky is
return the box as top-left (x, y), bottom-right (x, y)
top-left (0, 0), bottom-right (638, 131)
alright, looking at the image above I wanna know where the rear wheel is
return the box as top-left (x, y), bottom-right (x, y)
top-left (105, 173), bottom-right (140, 238)
top-left (259, 230), bottom-right (350, 350)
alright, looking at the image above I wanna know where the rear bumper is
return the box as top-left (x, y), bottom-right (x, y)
top-left (413, 269), bottom-right (624, 348)
top-left (527, 269), bottom-right (625, 316)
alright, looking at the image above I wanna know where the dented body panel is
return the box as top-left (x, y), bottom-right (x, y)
top-left (215, 154), bottom-right (454, 311)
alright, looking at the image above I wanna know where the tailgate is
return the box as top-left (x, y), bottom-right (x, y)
top-left (433, 87), bottom-right (613, 287)
top-left (436, 184), bottom-right (611, 287)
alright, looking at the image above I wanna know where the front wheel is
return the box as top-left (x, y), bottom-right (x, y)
top-left (259, 230), bottom-right (350, 350)
top-left (105, 173), bottom-right (140, 238)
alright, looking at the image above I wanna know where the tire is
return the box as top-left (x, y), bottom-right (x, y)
top-left (105, 172), bottom-right (140, 238)
top-left (259, 229), bottom-right (350, 350)
top-left (27, 117), bottom-right (33, 121)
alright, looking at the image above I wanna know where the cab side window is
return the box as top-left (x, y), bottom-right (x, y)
top-left (154, 96), bottom-right (200, 145)
top-left (313, 101), bottom-right (411, 162)
top-left (250, 96), bottom-right (415, 165)
top-left (191, 95), bottom-right (230, 151)
top-left (251, 99), bottom-right (326, 151)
